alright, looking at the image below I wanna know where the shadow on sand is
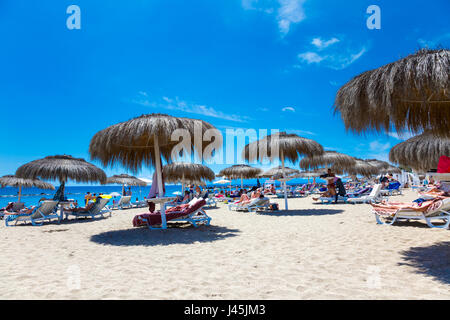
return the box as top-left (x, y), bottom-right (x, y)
top-left (399, 241), bottom-right (450, 284)
top-left (90, 224), bottom-right (240, 247)
top-left (257, 208), bottom-right (344, 217)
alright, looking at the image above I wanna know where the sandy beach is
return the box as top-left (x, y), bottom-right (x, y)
top-left (0, 189), bottom-right (449, 300)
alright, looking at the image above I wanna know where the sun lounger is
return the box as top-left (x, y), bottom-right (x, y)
top-left (64, 198), bottom-right (111, 220)
top-left (133, 200), bottom-right (148, 208)
top-left (372, 197), bottom-right (450, 228)
top-left (235, 197), bottom-right (271, 212)
top-left (347, 184), bottom-right (384, 204)
top-left (4, 200), bottom-right (59, 226)
top-left (319, 195), bottom-right (349, 204)
top-left (112, 196), bottom-right (132, 210)
top-left (133, 199), bottom-right (210, 229)
top-left (380, 182), bottom-right (402, 196)
top-left (205, 194), bottom-right (217, 208)
top-left (347, 187), bottom-right (371, 198)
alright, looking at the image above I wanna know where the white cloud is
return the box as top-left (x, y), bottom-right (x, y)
top-left (369, 140), bottom-right (391, 152)
top-left (418, 33), bottom-right (450, 48)
top-left (386, 131), bottom-right (416, 141)
top-left (329, 47), bottom-right (367, 70)
top-left (241, 0), bottom-right (306, 36)
top-left (277, 0), bottom-right (307, 35)
top-left (286, 128), bottom-right (316, 136)
top-left (282, 106), bottom-right (295, 112)
top-left (133, 95), bottom-right (250, 123)
top-left (329, 81), bottom-right (339, 86)
top-left (298, 52), bottom-right (325, 64)
top-left (311, 37), bottom-right (340, 50)
top-left (297, 45), bottom-right (367, 70)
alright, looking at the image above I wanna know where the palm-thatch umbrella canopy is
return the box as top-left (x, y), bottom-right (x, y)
top-left (296, 169), bottom-right (326, 178)
top-left (163, 162), bottom-right (215, 191)
top-left (218, 164), bottom-right (262, 188)
top-left (260, 166), bottom-right (299, 179)
top-left (379, 165), bottom-right (402, 175)
top-left (335, 158), bottom-right (379, 178)
top-left (0, 175), bottom-right (55, 203)
top-left (334, 49), bottom-right (450, 138)
top-left (89, 113), bottom-right (219, 229)
top-left (389, 131), bottom-right (450, 172)
top-left (16, 155), bottom-right (107, 200)
top-left (243, 131), bottom-right (323, 209)
top-left (365, 159), bottom-right (391, 170)
top-left (106, 174), bottom-right (147, 195)
top-left (299, 151), bottom-right (356, 170)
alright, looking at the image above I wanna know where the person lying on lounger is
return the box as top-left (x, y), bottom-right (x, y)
top-left (65, 197), bottom-right (98, 213)
top-left (235, 190), bottom-right (251, 207)
top-left (0, 202), bottom-right (14, 212)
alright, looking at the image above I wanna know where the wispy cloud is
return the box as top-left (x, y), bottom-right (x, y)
top-left (286, 128), bottom-right (316, 136)
top-left (369, 140), bottom-right (391, 152)
top-left (296, 36), bottom-right (368, 70)
top-left (241, 0), bottom-right (307, 36)
top-left (282, 106), bottom-right (295, 112)
top-left (418, 33), bottom-right (450, 48)
top-left (366, 140), bottom-right (391, 162)
top-left (386, 131), bottom-right (416, 141)
top-left (311, 37), bottom-right (340, 50)
top-left (133, 93), bottom-right (250, 123)
top-left (298, 52), bottom-right (325, 64)
top-left (277, 0), bottom-right (307, 35)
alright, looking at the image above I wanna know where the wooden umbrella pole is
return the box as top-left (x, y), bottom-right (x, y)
top-left (122, 184), bottom-right (124, 196)
top-left (281, 150), bottom-right (288, 210)
top-left (154, 135), bottom-right (167, 229)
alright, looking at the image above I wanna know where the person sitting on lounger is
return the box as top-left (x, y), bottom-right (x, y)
top-left (313, 176), bottom-right (336, 201)
top-left (250, 188), bottom-right (261, 199)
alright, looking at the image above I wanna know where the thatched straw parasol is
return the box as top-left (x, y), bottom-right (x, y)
top-left (365, 159), bottom-right (391, 170)
top-left (218, 164), bottom-right (262, 188)
top-left (296, 169), bottom-right (326, 178)
top-left (89, 113), bottom-right (219, 229)
top-left (106, 174), bottom-right (147, 195)
top-left (16, 155), bottom-right (107, 200)
top-left (389, 131), bottom-right (450, 172)
top-left (0, 175), bottom-right (55, 203)
top-left (334, 49), bottom-right (450, 137)
top-left (379, 165), bottom-right (402, 175)
top-left (163, 162), bottom-right (215, 192)
top-left (260, 166), bottom-right (299, 178)
top-left (243, 131), bottom-right (323, 209)
top-left (335, 158), bottom-right (379, 177)
top-left (299, 151), bottom-right (356, 170)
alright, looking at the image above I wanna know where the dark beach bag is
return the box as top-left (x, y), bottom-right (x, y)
top-left (269, 203), bottom-right (279, 211)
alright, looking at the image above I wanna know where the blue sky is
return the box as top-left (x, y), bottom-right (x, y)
top-left (0, 0), bottom-right (449, 184)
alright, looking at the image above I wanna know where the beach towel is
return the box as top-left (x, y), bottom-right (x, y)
top-left (148, 165), bottom-right (166, 198)
top-left (437, 155), bottom-right (450, 173)
top-left (133, 199), bottom-right (206, 227)
top-left (371, 197), bottom-right (445, 217)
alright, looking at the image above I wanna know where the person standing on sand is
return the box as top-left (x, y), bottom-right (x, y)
top-left (85, 192), bottom-right (92, 206)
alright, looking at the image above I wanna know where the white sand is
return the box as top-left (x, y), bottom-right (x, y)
top-left (1, 190), bottom-right (449, 300)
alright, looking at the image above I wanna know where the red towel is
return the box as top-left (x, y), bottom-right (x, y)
top-left (437, 155), bottom-right (450, 173)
